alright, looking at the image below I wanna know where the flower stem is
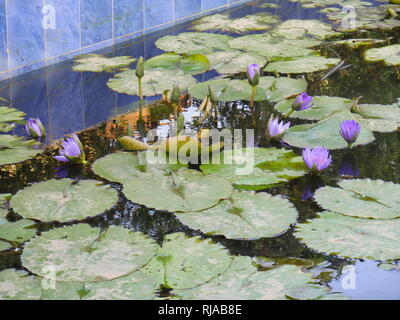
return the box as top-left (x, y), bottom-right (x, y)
top-left (285, 109), bottom-right (294, 118)
top-left (250, 85), bottom-right (257, 108)
top-left (138, 76), bottom-right (143, 104)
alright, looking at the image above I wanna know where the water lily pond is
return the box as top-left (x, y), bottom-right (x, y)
top-left (2, 0), bottom-right (400, 300)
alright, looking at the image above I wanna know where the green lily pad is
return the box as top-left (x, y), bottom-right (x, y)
top-left (314, 179), bottom-right (400, 219)
top-left (0, 269), bottom-right (42, 300)
top-left (283, 112), bottom-right (375, 149)
top-left (332, 38), bottom-right (386, 48)
top-left (188, 76), bottom-right (307, 102)
top-left (0, 240), bottom-right (11, 251)
top-left (92, 151), bottom-right (186, 184)
top-left (364, 44), bottom-right (400, 66)
top-left (175, 190), bottom-right (298, 240)
top-left (107, 69), bottom-right (197, 97)
top-left (228, 34), bottom-right (317, 60)
top-left (142, 233), bottom-right (232, 289)
top-left (72, 54), bottom-right (136, 73)
top-left (0, 106), bottom-right (26, 132)
top-left (0, 219), bottom-right (37, 243)
top-left (271, 19), bottom-right (341, 40)
top-left (22, 224), bottom-right (158, 282)
top-left (355, 103), bottom-right (400, 133)
top-left (10, 179), bottom-right (119, 222)
top-left (0, 135), bottom-right (41, 166)
top-left (206, 50), bottom-right (267, 75)
top-left (155, 32), bottom-right (232, 55)
top-left (122, 167), bottom-right (233, 212)
top-left (294, 211), bottom-right (400, 261)
top-left (145, 53), bottom-right (210, 75)
top-left (173, 256), bottom-right (325, 300)
top-left (83, 270), bottom-right (159, 300)
top-left (264, 56), bottom-right (341, 74)
top-left (192, 13), bottom-right (279, 33)
top-left (200, 148), bottom-right (306, 190)
top-left (275, 96), bottom-right (352, 120)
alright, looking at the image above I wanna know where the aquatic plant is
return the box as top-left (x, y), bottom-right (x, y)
top-left (302, 147), bottom-right (332, 173)
top-left (54, 133), bottom-right (86, 164)
top-left (339, 120), bottom-right (360, 148)
top-left (136, 56), bottom-right (145, 101)
top-left (246, 63), bottom-right (260, 107)
top-left (25, 118), bottom-right (45, 138)
top-left (267, 115), bottom-right (290, 141)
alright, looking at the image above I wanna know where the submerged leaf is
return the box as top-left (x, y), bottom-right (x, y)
top-left (73, 54), bottom-right (136, 73)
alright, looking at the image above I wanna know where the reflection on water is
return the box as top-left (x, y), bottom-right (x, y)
top-left (1, 0), bottom-right (400, 300)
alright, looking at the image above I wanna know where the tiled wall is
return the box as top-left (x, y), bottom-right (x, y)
top-left (0, 0), bottom-right (250, 81)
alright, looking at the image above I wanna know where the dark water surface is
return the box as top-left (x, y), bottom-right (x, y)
top-left (1, 0), bottom-right (400, 300)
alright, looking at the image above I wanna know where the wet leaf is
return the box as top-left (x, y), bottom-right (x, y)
top-left (122, 167), bottom-right (233, 212)
top-left (142, 233), bottom-right (232, 289)
top-left (145, 53), bottom-right (210, 75)
top-left (22, 224), bottom-right (158, 282)
top-left (0, 106), bottom-right (26, 132)
top-left (0, 135), bottom-right (41, 166)
top-left (314, 179), bottom-right (400, 219)
top-left (73, 54), bottom-right (136, 73)
top-left (176, 190), bottom-right (298, 240)
top-left (200, 148), bottom-right (306, 190)
top-left (11, 179), bottom-right (119, 222)
top-left (295, 211), bottom-right (400, 261)
top-left (0, 218), bottom-right (37, 243)
top-left (107, 69), bottom-right (197, 97)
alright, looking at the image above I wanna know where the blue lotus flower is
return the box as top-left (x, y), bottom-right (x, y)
top-left (247, 64), bottom-right (260, 87)
top-left (25, 118), bottom-right (45, 138)
top-left (340, 120), bottom-right (360, 147)
top-left (302, 147), bottom-right (332, 173)
top-left (292, 92), bottom-right (313, 111)
top-left (54, 133), bottom-right (86, 164)
top-left (267, 115), bottom-right (290, 140)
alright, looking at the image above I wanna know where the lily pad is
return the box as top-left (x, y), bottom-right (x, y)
top-left (0, 219), bottom-right (37, 243)
top-left (275, 96), bottom-right (352, 120)
top-left (332, 38), bottom-right (386, 48)
top-left (10, 179), bottom-right (118, 222)
top-left (364, 44), bottom-right (400, 66)
top-left (188, 76), bottom-right (307, 102)
top-left (122, 167), bottom-right (233, 212)
top-left (0, 135), bottom-right (41, 166)
top-left (283, 112), bottom-right (375, 149)
top-left (228, 34), bottom-right (317, 60)
top-left (200, 148), bottom-right (306, 190)
top-left (271, 19), bottom-right (341, 40)
top-left (192, 13), bottom-right (279, 33)
top-left (92, 151), bottom-right (186, 184)
top-left (72, 54), bottom-right (136, 73)
top-left (264, 56), bottom-right (341, 74)
top-left (107, 69), bottom-right (197, 97)
top-left (0, 269), bottom-right (42, 300)
top-left (175, 190), bottom-right (298, 240)
top-left (22, 224), bottom-right (158, 282)
top-left (294, 211), bottom-right (400, 261)
top-left (0, 193), bottom-right (10, 218)
top-left (173, 256), bottom-right (325, 300)
top-left (0, 240), bottom-right (11, 251)
top-left (314, 179), bottom-right (400, 219)
top-left (0, 106), bottom-right (26, 132)
top-left (355, 103), bottom-right (400, 133)
top-left (142, 233), bottom-right (232, 289)
top-left (155, 32), bottom-right (232, 55)
top-left (206, 50), bottom-right (267, 75)
top-left (145, 53), bottom-right (210, 75)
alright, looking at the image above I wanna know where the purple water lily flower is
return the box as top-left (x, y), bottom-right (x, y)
top-left (54, 133), bottom-right (86, 164)
top-left (302, 147), bottom-right (332, 173)
top-left (292, 92), bottom-right (313, 111)
top-left (267, 115), bottom-right (290, 140)
top-left (247, 64), bottom-right (260, 87)
top-left (25, 118), bottom-right (45, 138)
top-left (339, 120), bottom-right (360, 147)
